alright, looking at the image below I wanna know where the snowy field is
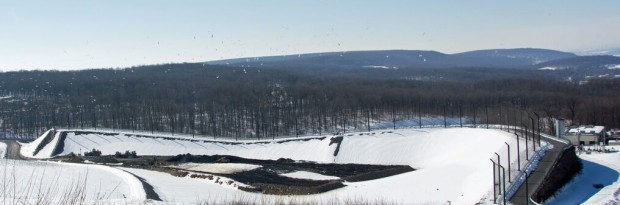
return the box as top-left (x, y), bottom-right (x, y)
top-left (547, 146), bottom-right (620, 205)
top-left (0, 159), bottom-right (145, 204)
top-left (172, 163), bottom-right (261, 174)
top-left (16, 127), bottom-right (531, 204)
top-left (281, 171), bottom-right (341, 180)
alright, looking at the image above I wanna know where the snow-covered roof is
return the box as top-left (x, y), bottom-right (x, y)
top-left (567, 125), bottom-right (606, 135)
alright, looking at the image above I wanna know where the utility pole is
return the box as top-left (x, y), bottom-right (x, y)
top-left (522, 123), bottom-right (529, 161)
top-left (534, 112), bottom-right (541, 147)
top-left (491, 159), bottom-right (497, 203)
top-left (525, 171), bottom-right (530, 205)
top-left (516, 134), bottom-right (521, 171)
top-left (530, 116), bottom-right (536, 151)
top-left (499, 164), bottom-right (507, 205)
top-left (505, 142), bottom-right (511, 182)
top-left (495, 152), bottom-right (501, 198)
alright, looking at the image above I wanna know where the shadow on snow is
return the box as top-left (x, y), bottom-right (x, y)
top-left (547, 159), bottom-right (619, 205)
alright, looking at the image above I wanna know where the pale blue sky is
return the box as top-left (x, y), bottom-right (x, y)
top-left (1, 0), bottom-right (619, 70)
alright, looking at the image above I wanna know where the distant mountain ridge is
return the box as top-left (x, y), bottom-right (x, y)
top-left (208, 48), bottom-right (577, 69)
top-left (534, 55), bottom-right (620, 69)
top-left (577, 48), bottom-right (620, 57)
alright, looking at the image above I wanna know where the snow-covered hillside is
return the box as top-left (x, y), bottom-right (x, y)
top-left (546, 146), bottom-right (620, 205)
top-left (19, 129), bottom-right (59, 159)
top-left (17, 128), bottom-right (533, 204)
top-left (0, 159), bottom-right (145, 204)
top-left (25, 128), bottom-right (520, 166)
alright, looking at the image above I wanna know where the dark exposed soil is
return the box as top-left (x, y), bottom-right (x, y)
top-left (54, 152), bottom-right (414, 196)
top-left (161, 153), bottom-right (414, 195)
top-left (165, 154), bottom-right (414, 181)
top-left (55, 130), bottom-right (413, 196)
top-left (329, 136), bottom-right (343, 156)
top-left (51, 132), bottom-right (68, 156)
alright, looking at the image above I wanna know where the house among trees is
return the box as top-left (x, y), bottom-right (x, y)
top-left (565, 125), bottom-right (607, 146)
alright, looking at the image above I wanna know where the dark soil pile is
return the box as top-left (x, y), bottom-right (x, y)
top-left (164, 153), bottom-right (414, 195)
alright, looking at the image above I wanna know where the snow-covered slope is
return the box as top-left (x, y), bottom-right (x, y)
top-left (546, 146), bottom-right (620, 205)
top-left (20, 128), bottom-right (530, 204)
top-left (54, 131), bottom-right (337, 162)
top-left (0, 141), bottom-right (6, 159)
top-left (19, 129), bottom-right (60, 159)
top-left (28, 128), bottom-right (517, 165)
top-left (0, 159), bottom-right (146, 204)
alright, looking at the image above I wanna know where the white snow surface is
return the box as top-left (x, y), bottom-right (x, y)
top-left (19, 129), bottom-right (61, 159)
top-left (539, 66), bottom-right (558, 70)
top-left (35, 132), bottom-right (62, 158)
top-left (173, 163), bottom-right (261, 174)
top-left (546, 146), bottom-right (620, 205)
top-left (50, 131), bottom-right (336, 162)
top-left (568, 125), bottom-right (606, 135)
top-left (281, 171), bottom-right (340, 180)
top-left (121, 168), bottom-right (257, 204)
top-left (362, 65), bottom-right (398, 69)
top-left (99, 128), bottom-right (525, 204)
top-left (607, 64), bottom-right (620, 70)
top-left (0, 159), bottom-right (146, 203)
top-left (0, 141), bottom-right (6, 159)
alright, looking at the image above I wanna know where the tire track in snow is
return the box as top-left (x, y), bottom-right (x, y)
top-left (191, 141), bottom-right (208, 149)
top-left (236, 144), bottom-right (250, 150)
top-left (80, 135), bottom-right (102, 146)
top-left (66, 137), bottom-right (90, 150)
top-left (169, 140), bottom-right (187, 148)
top-left (127, 136), bottom-right (144, 143)
top-left (108, 134), bottom-right (124, 142)
top-left (148, 138), bottom-right (166, 145)
top-left (93, 134), bottom-right (112, 143)
top-left (212, 143), bottom-right (229, 151)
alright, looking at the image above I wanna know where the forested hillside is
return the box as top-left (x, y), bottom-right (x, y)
top-left (0, 62), bottom-right (618, 139)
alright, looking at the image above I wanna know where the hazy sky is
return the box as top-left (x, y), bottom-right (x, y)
top-left (1, 0), bottom-right (620, 70)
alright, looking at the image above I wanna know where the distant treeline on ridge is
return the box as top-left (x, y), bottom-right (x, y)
top-left (0, 63), bottom-right (618, 139)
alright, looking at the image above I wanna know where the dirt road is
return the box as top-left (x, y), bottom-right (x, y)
top-left (0, 140), bottom-right (25, 160)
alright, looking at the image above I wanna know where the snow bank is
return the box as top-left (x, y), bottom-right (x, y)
top-left (0, 141), bottom-right (6, 159)
top-left (281, 171), bottom-right (340, 180)
top-left (173, 163), bottom-right (261, 174)
top-left (0, 159), bottom-right (146, 203)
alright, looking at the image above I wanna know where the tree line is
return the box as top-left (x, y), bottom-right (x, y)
top-left (0, 63), bottom-right (618, 139)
